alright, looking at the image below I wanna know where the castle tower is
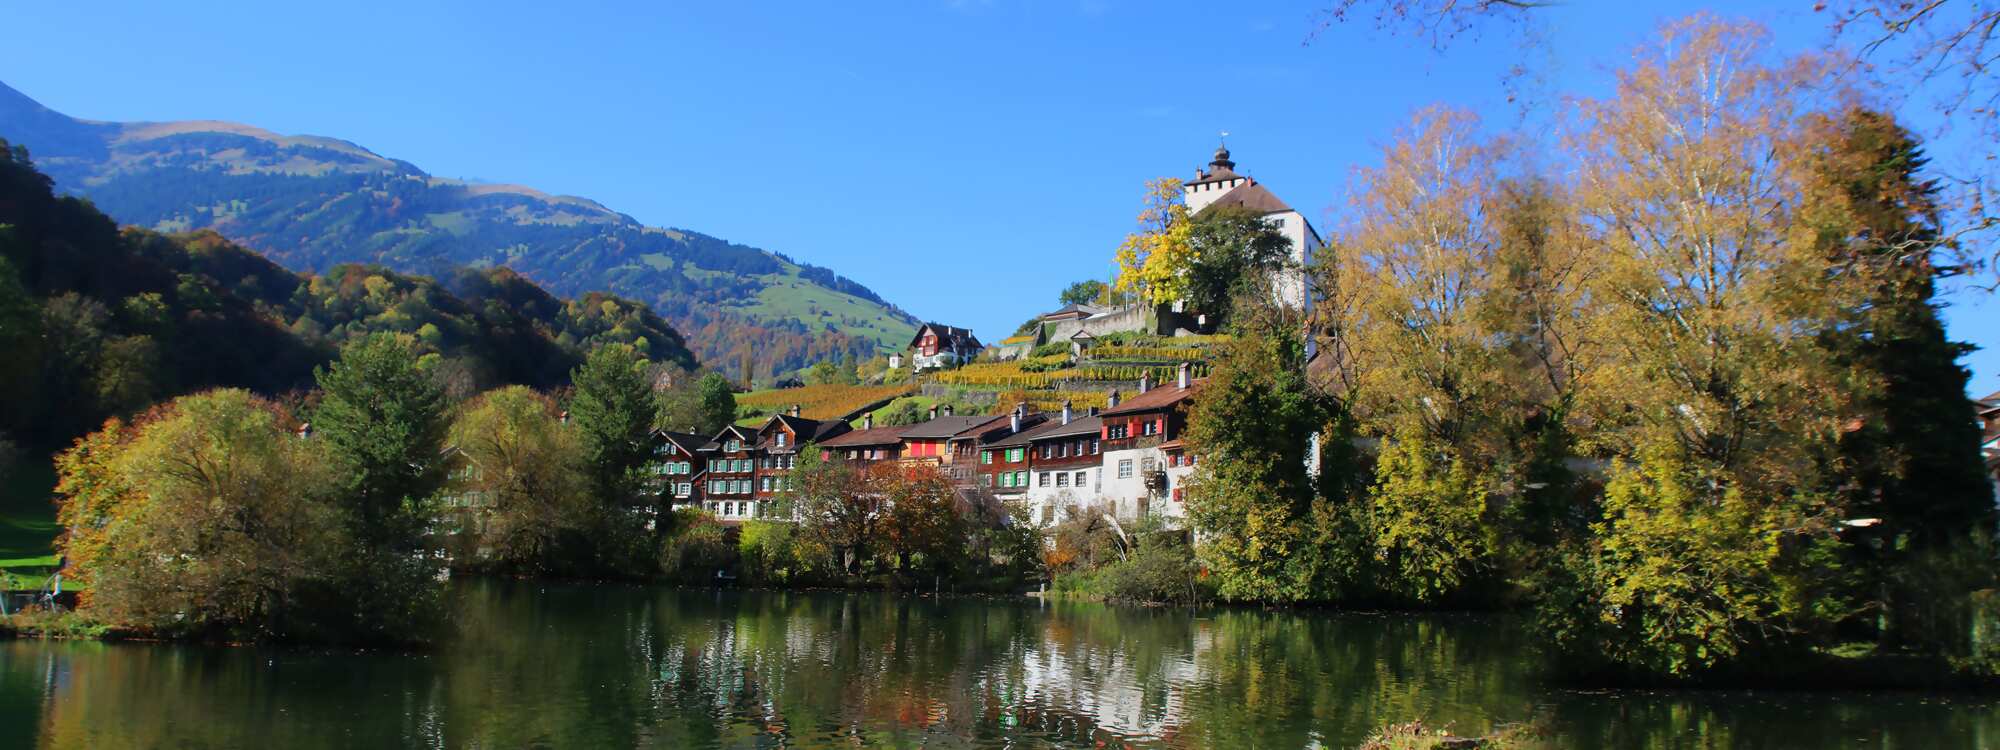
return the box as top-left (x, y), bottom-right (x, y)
top-left (1183, 144), bottom-right (1247, 214)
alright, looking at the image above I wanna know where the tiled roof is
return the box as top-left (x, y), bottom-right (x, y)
top-left (1039, 302), bottom-right (1104, 321)
top-left (986, 415), bottom-right (1103, 448)
top-left (1100, 381), bottom-right (1200, 417)
top-left (1198, 179), bottom-right (1292, 215)
top-left (819, 424), bottom-right (913, 448)
top-left (900, 414), bottom-right (1010, 440)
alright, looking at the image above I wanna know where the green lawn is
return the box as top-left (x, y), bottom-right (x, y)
top-left (0, 462), bottom-right (59, 576)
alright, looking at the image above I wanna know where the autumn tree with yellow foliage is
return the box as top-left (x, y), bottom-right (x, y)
top-left (1113, 177), bottom-right (1195, 306)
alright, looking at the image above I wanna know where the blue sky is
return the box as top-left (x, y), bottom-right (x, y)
top-left (3, 0), bottom-right (1995, 394)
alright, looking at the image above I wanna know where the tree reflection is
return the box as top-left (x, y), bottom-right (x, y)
top-left (8, 582), bottom-right (1998, 748)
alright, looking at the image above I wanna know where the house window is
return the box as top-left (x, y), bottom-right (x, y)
top-left (777, 433), bottom-right (788, 447)
top-left (1007, 448), bottom-right (1025, 462)
top-left (981, 451), bottom-right (993, 464)
top-left (1038, 472), bottom-right (1050, 487)
top-left (1056, 472), bottom-right (1069, 487)
top-left (726, 439), bottom-right (739, 452)
top-left (1075, 471), bottom-right (1088, 487)
top-left (1118, 460), bottom-right (1134, 479)
top-left (678, 483), bottom-right (691, 497)
top-left (1108, 424), bottom-right (1128, 439)
top-left (1015, 471), bottom-right (1028, 486)
top-left (1091, 440), bottom-right (1100, 454)
top-left (761, 477), bottom-right (773, 492)
top-left (1142, 420), bottom-right (1158, 436)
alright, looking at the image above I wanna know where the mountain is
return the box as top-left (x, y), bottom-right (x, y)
top-left (0, 141), bottom-right (695, 449)
top-left (0, 81), bottom-right (919, 382)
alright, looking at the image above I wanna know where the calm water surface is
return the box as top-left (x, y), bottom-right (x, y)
top-left (0, 581), bottom-right (1993, 749)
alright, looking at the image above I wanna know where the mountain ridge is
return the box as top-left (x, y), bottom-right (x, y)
top-left (0, 81), bottom-right (919, 382)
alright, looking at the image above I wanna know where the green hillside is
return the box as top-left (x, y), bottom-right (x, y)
top-left (0, 80), bottom-right (917, 382)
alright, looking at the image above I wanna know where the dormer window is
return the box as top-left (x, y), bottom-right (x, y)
top-left (725, 439), bottom-right (739, 452)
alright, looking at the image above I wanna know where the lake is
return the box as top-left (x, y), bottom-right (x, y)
top-left (0, 581), bottom-right (1993, 748)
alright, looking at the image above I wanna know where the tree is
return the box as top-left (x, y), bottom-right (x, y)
top-left (789, 449), bottom-right (877, 575)
top-left (1113, 177), bottom-right (1195, 306)
top-left (1801, 107), bottom-right (1998, 650)
top-left (656, 371), bottom-right (736, 436)
top-left (1184, 311), bottom-right (1345, 602)
top-left (1547, 17), bottom-right (1866, 676)
top-left (446, 386), bottom-right (590, 573)
top-left (0, 254), bottom-right (40, 435)
top-left (1827, 0), bottom-right (2000, 276)
top-left (564, 343), bottom-right (657, 573)
top-left (569, 343), bottom-right (655, 507)
top-left (1059, 279), bottom-right (1107, 306)
top-left (1181, 205), bottom-right (1294, 326)
top-left (878, 465), bottom-right (966, 578)
top-left (1316, 0), bottom-right (1547, 49)
top-left (313, 333), bottom-right (450, 552)
top-left (54, 390), bottom-right (350, 641)
top-left (311, 332), bottom-right (450, 639)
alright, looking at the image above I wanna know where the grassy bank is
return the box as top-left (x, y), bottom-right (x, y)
top-left (0, 461), bottom-right (58, 584)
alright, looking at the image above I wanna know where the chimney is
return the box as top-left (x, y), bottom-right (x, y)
top-left (864, 412), bottom-right (873, 429)
top-left (1009, 404), bottom-right (1022, 433)
top-left (1139, 372), bottom-right (1152, 394)
top-left (1107, 390), bottom-right (1121, 409)
top-left (1177, 362), bottom-right (1191, 389)
top-left (928, 405), bottom-right (939, 420)
top-left (791, 404), bottom-right (801, 417)
top-left (944, 404), bottom-right (955, 417)
top-left (1088, 407), bottom-right (1100, 417)
top-left (1061, 400), bottom-right (1073, 426)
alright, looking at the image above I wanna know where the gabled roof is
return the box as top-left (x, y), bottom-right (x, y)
top-left (1100, 380), bottom-right (1201, 417)
top-left (1199, 179), bottom-right (1292, 215)
top-left (909, 323), bottom-right (983, 351)
top-left (757, 414), bottom-right (849, 450)
top-left (653, 429), bottom-right (708, 455)
top-left (986, 414), bottom-right (1103, 448)
top-left (702, 424), bottom-right (759, 451)
top-left (820, 424), bottom-right (914, 448)
top-left (1039, 303), bottom-right (1104, 321)
top-left (900, 414), bottom-right (1010, 440)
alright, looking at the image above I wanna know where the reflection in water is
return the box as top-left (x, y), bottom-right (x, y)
top-left (1, 581), bottom-right (1994, 748)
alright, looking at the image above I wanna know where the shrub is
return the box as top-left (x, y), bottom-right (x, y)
top-left (658, 510), bottom-right (736, 582)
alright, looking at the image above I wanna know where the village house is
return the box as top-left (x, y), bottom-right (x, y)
top-left (988, 401), bottom-right (1106, 526)
top-left (895, 406), bottom-right (1041, 486)
top-left (908, 323), bottom-right (982, 370)
top-left (753, 408), bottom-right (851, 503)
top-left (973, 405), bottom-right (1043, 499)
top-left (650, 429), bottom-right (708, 509)
top-left (1097, 364), bottom-right (1200, 521)
top-left (701, 424), bottom-right (761, 521)
top-left (818, 413), bottom-right (912, 464)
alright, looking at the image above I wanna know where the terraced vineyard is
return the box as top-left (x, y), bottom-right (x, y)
top-left (736, 383), bottom-right (916, 422)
